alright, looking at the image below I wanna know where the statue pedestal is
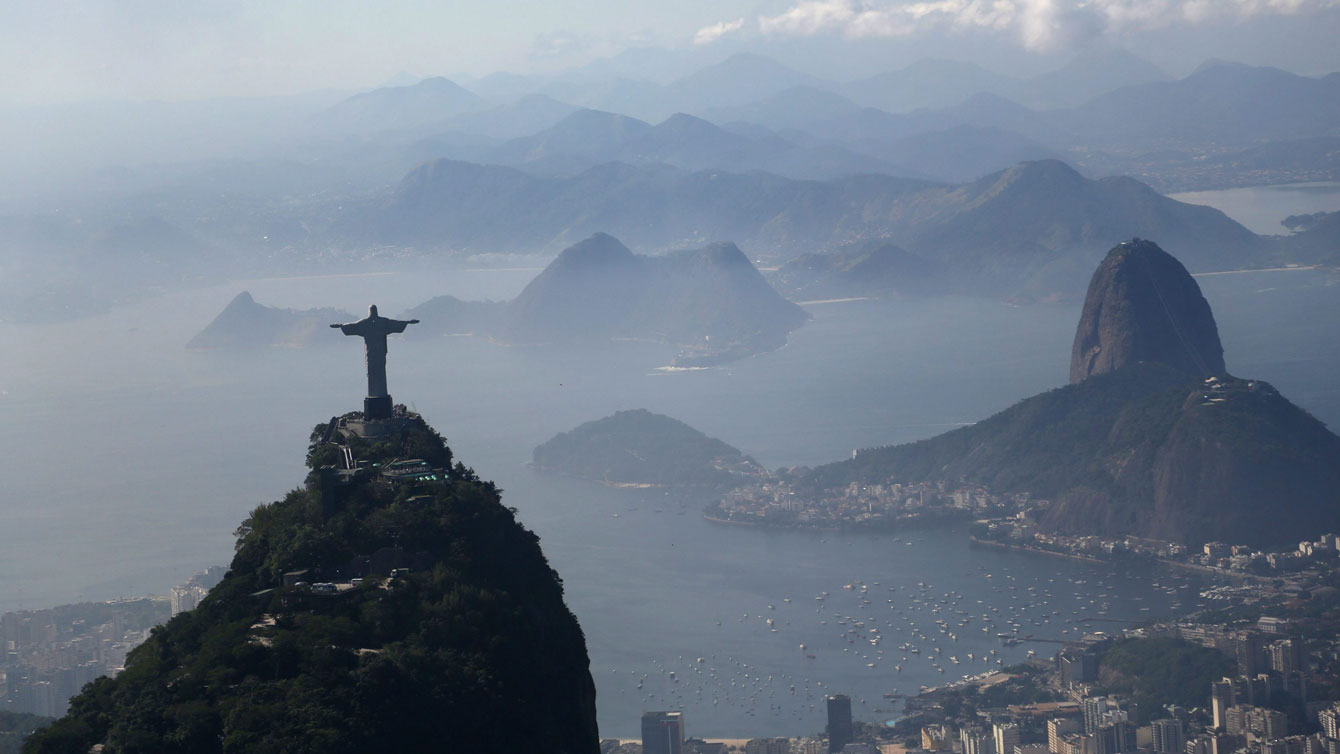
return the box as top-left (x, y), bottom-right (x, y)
top-left (364, 395), bottom-right (393, 420)
top-left (344, 417), bottom-right (409, 438)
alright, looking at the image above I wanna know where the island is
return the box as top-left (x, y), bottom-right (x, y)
top-left (502, 233), bottom-right (808, 364)
top-left (531, 409), bottom-right (767, 487)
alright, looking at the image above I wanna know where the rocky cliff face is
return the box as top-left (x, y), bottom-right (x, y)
top-left (1036, 375), bottom-right (1340, 546)
top-left (25, 414), bottom-right (599, 754)
top-left (1070, 239), bottom-right (1226, 384)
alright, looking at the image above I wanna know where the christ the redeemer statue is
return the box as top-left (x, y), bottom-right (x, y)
top-left (331, 305), bottom-right (418, 420)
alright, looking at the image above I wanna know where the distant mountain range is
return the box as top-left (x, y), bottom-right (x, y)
top-left (789, 240), bottom-right (1340, 547)
top-left (316, 53), bottom-right (1340, 193)
top-left (322, 77), bottom-right (486, 132)
top-left (502, 50), bottom-right (1168, 123)
top-left (774, 242), bottom-right (948, 300)
top-left (11, 51), bottom-right (1338, 328)
top-left (1054, 62), bottom-right (1340, 147)
top-left (502, 233), bottom-right (807, 355)
top-left (400, 296), bottom-right (505, 338)
top-left (410, 108), bottom-right (899, 181)
top-left (356, 157), bottom-right (1265, 297)
top-left (193, 234), bottom-right (808, 364)
top-left (837, 50), bottom-right (1170, 113)
top-left (187, 292), bottom-right (353, 349)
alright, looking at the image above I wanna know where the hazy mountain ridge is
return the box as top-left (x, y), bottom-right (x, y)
top-left (322, 76), bottom-right (487, 132)
top-left (187, 234), bottom-right (806, 363)
top-left (368, 157), bottom-right (1267, 297)
top-left (773, 242), bottom-right (948, 300)
top-left (400, 296), bottom-right (507, 338)
top-left (684, 58), bottom-right (1340, 189)
top-left (900, 161), bottom-right (1268, 293)
top-left (1056, 63), bottom-right (1340, 147)
top-left (365, 157), bottom-right (934, 254)
top-left (788, 241), bottom-right (1340, 547)
top-left (478, 108), bottom-right (898, 180)
top-left (187, 292), bottom-right (354, 349)
top-left (836, 50), bottom-right (1169, 114)
top-left (6, 52), bottom-right (1338, 327)
top-left (502, 233), bottom-right (808, 356)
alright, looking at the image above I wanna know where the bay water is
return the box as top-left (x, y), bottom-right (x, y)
top-left (0, 264), bottom-right (1335, 737)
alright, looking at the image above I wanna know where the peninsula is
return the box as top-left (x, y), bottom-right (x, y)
top-left (710, 240), bottom-right (1340, 549)
top-left (187, 292), bottom-right (354, 349)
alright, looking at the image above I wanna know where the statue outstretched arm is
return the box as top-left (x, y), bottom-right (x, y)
top-left (385, 318), bottom-right (420, 334)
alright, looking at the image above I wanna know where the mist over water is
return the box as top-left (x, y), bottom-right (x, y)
top-left (1, 262), bottom-right (1336, 734)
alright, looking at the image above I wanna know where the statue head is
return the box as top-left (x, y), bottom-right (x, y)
top-left (368, 304), bottom-right (379, 318)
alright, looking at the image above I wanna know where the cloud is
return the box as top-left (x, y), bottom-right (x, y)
top-left (693, 18), bottom-right (746, 45)
top-left (529, 30), bottom-right (594, 60)
top-left (755, 0), bottom-right (1340, 51)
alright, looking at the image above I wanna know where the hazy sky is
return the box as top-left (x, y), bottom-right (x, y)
top-left (3, 0), bottom-right (1339, 106)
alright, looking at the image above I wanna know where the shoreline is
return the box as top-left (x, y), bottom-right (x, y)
top-left (969, 537), bottom-right (1255, 583)
top-left (701, 512), bottom-right (839, 531)
top-left (969, 536), bottom-right (1106, 565)
top-left (529, 464), bottom-right (754, 491)
top-left (702, 509), bottom-right (967, 533)
top-left (1192, 265), bottom-right (1318, 278)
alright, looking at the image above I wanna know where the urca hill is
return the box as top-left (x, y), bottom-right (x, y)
top-left (24, 413), bottom-right (599, 754)
top-left (796, 239), bottom-right (1340, 548)
top-left (532, 409), bottom-right (766, 487)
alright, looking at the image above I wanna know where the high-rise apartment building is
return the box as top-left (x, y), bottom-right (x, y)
top-left (827, 695), bottom-right (853, 753)
top-left (962, 727), bottom-right (994, 754)
top-left (643, 711), bottom-right (685, 754)
top-left (1152, 719), bottom-right (1186, 754)
top-left (1049, 718), bottom-right (1080, 753)
top-left (995, 722), bottom-right (1021, 754)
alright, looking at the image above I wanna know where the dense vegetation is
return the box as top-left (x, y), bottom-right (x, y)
top-left (1095, 638), bottom-right (1234, 722)
top-left (795, 361), bottom-right (1340, 546)
top-left (799, 362), bottom-right (1191, 496)
top-left (533, 409), bottom-right (762, 486)
top-left (0, 713), bottom-right (50, 754)
top-left (16, 598), bottom-right (168, 633)
top-left (25, 414), bottom-right (598, 754)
